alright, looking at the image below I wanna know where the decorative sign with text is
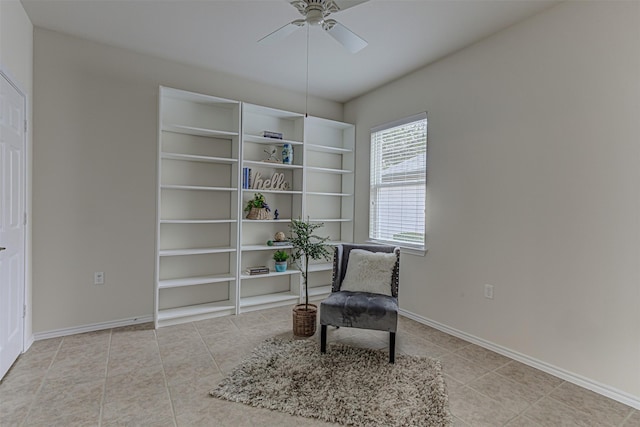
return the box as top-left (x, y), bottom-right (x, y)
top-left (251, 172), bottom-right (289, 191)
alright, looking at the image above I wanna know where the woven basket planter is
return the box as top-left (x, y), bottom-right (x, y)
top-left (246, 207), bottom-right (269, 220)
top-left (292, 304), bottom-right (317, 337)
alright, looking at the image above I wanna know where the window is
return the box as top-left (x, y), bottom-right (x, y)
top-left (369, 113), bottom-right (427, 253)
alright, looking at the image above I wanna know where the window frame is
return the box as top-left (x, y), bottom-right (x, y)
top-left (368, 112), bottom-right (427, 256)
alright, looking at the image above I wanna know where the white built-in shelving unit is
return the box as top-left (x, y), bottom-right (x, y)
top-left (154, 87), bottom-right (355, 326)
top-left (239, 103), bottom-right (305, 313)
top-left (155, 87), bottom-right (240, 327)
top-left (303, 116), bottom-right (355, 302)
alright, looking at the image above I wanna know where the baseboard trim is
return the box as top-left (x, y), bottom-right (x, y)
top-left (24, 335), bottom-right (35, 353)
top-left (33, 315), bottom-right (154, 341)
top-left (399, 309), bottom-right (640, 410)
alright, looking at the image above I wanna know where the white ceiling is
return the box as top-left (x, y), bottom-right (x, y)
top-left (21, 0), bottom-right (560, 103)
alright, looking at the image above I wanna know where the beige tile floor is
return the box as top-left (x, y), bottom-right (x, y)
top-left (1, 306), bottom-right (638, 426)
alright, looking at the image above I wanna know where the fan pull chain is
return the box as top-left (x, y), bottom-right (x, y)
top-left (305, 24), bottom-right (310, 118)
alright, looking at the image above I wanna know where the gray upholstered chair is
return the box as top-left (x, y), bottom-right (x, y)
top-left (320, 243), bottom-right (400, 363)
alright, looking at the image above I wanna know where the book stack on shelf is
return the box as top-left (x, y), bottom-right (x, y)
top-left (268, 231), bottom-right (289, 246)
top-left (263, 130), bottom-right (283, 139)
top-left (246, 266), bottom-right (270, 275)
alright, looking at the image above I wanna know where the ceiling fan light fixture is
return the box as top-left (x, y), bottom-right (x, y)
top-left (306, 8), bottom-right (324, 26)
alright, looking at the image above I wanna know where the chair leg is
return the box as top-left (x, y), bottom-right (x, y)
top-left (321, 325), bottom-right (327, 353)
top-left (389, 332), bottom-right (396, 363)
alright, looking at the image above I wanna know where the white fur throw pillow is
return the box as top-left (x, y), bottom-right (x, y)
top-left (340, 249), bottom-right (396, 296)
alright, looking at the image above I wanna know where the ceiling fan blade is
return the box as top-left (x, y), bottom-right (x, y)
top-left (258, 20), bottom-right (306, 44)
top-left (322, 19), bottom-right (367, 53)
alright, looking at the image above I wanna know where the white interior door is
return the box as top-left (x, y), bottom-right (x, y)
top-left (0, 71), bottom-right (26, 380)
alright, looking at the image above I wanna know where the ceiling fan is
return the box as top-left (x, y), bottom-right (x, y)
top-left (258, 0), bottom-right (369, 53)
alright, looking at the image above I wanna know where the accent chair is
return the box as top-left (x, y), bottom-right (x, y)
top-left (319, 243), bottom-right (400, 363)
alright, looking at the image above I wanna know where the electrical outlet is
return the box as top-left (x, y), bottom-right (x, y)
top-left (484, 284), bottom-right (494, 299)
top-left (94, 272), bottom-right (105, 285)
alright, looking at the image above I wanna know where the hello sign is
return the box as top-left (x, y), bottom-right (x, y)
top-left (251, 172), bottom-right (289, 191)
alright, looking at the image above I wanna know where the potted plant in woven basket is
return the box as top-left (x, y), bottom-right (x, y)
top-left (244, 193), bottom-right (270, 220)
top-left (289, 218), bottom-right (331, 337)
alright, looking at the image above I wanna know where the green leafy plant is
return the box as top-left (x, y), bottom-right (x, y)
top-left (289, 218), bottom-right (331, 309)
top-left (272, 250), bottom-right (289, 262)
top-left (244, 193), bottom-right (270, 212)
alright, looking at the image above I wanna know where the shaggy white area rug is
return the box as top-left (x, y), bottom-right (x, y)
top-left (210, 338), bottom-right (452, 426)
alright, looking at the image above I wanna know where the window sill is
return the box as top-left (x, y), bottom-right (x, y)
top-left (366, 239), bottom-right (427, 257)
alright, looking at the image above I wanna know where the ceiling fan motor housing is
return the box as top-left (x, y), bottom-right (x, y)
top-left (293, 0), bottom-right (341, 25)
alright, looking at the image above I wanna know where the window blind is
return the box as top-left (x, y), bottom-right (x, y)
top-left (369, 113), bottom-right (427, 250)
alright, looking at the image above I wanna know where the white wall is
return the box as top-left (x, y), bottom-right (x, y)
top-left (345, 1), bottom-right (640, 400)
top-left (32, 28), bottom-right (342, 333)
top-left (1, 0), bottom-right (33, 343)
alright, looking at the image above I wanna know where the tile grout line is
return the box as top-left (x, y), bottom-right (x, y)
top-left (155, 325), bottom-right (180, 427)
top-left (18, 337), bottom-right (64, 427)
top-left (500, 402), bottom-right (525, 427)
top-left (442, 350), bottom-right (528, 426)
top-left (194, 321), bottom-right (223, 375)
top-left (453, 383), bottom-right (521, 427)
top-left (403, 326), bottom-right (499, 426)
top-left (97, 329), bottom-right (113, 427)
top-left (618, 409), bottom-right (635, 427)
top-left (403, 325), bottom-right (461, 422)
top-left (490, 361), bottom-right (562, 425)
top-left (517, 380), bottom-right (571, 425)
top-left (465, 361), bottom-right (542, 418)
top-left (544, 391), bottom-right (630, 427)
top-left (396, 330), bottom-right (444, 358)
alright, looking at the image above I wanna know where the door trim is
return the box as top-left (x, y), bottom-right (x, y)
top-left (0, 64), bottom-right (29, 353)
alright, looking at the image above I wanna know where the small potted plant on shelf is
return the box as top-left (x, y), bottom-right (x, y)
top-left (244, 193), bottom-right (270, 220)
top-left (273, 250), bottom-right (289, 272)
top-left (289, 218), bottom-right (331, 338)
